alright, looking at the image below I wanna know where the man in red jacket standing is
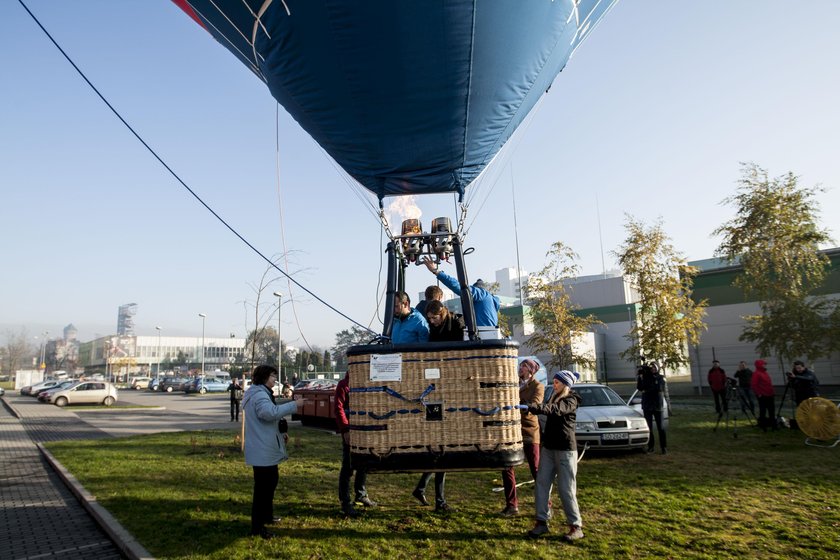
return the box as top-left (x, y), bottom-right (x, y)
top-left (335, 372), bottom-right (376, 517)
top-left (707, 360), bottom-right (728, 415)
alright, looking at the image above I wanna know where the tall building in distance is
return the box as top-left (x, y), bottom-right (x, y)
top-left (117, 303), bottom-right (138, 336)
top-left (494, 267), bottom-right (529, 304)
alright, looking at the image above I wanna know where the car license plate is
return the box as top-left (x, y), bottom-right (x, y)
top-left (601, 432), bottom-right (629, 441)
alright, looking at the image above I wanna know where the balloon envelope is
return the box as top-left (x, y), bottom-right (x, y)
top-left (174, 0), bottom-right (616, 199)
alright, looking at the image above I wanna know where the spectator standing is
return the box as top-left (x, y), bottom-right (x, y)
top-left (500, 358), bottom-right (544, 516)
top-left (335, 372), bottom-right (376, 517)
top-left (527, 370), bottom-right (584, 543)
top-left (787, 360), bottom-right (819, 405)
top-left (637, 362), bottom-right (668, 454)
top-left (226, 378), bottom-right (243, 422)
top-left (751, 359), bottom-right (776, 431)
top-left (241, 365), bottom-right (302, 539)
top-left (733, 361), bottom-right (755, 415)
top-left (707, 360), bottom-right (728, 414)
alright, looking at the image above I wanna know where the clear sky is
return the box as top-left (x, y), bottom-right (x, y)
top-left (2, 1), bottom-right (839, 350)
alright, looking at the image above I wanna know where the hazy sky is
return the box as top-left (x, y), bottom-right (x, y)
top-left (2, 1), bottom-right (839, 350)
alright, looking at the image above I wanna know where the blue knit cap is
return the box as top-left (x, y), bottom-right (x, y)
top-left (553, 370), bottom-right (580, 388)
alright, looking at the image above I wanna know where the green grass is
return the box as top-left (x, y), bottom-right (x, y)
top-left (46, 402), bottom-right (840, 559)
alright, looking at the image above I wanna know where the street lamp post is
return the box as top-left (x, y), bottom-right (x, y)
top-left (198, 313), bottom-right (207, 374)
top-left (273, 292), bottom-right (283, 383)
top-left (39, 331), bottom-right (49, 372)
top-left (155, 326), bottom-right (163, 380)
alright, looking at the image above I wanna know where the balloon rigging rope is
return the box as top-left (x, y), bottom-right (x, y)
top-left (273, 104), bottom-right (318, 356)
top-left (462, 92), bottom-right (547, 237)
top-left (17, 0), bottom-right (378, 337)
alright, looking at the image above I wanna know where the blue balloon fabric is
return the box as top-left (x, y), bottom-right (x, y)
top-left (174, 0), bottom-right (617, 200)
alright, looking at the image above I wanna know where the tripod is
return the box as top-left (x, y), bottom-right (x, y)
top-left (776, 378), bottom-right (796, 429)
top-left (713, 381), bottom-right (755, 438)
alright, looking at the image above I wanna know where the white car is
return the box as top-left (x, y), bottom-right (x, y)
top-left (48, 381), bottom-right (119, 407)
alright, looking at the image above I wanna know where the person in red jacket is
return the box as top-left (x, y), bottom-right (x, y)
top-left (335, 372), bottom-right (376, 517)
top-left (707, 360), bottom-right (728, 415)
top-left (750, 359), bottom-right (776, 431)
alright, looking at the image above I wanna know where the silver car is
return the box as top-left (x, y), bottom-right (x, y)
top-left (573, 384), bottom-right (650, 451)
top-left (48, 381), bottom-right (119, 407)
top-left (543, 382), bottom-right (650, 452)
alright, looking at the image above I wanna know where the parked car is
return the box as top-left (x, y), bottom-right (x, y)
top-left (159, 377), bottom-right (189, 393)
top-left (20, 379), bottom-right (60, 396)
top-left (48, 381), bottom-right (119, 407)
top-left (148, 378), bottom-right (161, 391)
top-left (130, 376), bottom-right (152, 390)
top-left (185, 377), bottom-right (229, 394)
top-left (37, 381), bottom-right (77, 402)
top-left (0, 386), bottom-right (5, 397)
top-left (543, 382), bottom-right (650, 452)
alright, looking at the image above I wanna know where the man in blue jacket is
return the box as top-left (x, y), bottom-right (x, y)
top-left (424, 260), bottom-right (500, 327)
top-left (391, 291), bottom-right (429, 344)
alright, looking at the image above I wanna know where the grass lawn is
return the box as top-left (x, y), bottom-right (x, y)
top-left (46, 400), bottom-right (840, 559)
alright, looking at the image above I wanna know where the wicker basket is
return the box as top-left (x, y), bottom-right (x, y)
top-left (346, 339), bottom-right (524, 472)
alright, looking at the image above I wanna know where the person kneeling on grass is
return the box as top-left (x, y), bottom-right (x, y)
top-left (527, 370), bottom-right (584, 542)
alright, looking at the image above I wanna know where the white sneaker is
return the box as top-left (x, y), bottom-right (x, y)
top-left (562, 525), bottom-right (584, 542)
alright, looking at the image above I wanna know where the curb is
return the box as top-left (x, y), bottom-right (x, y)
top-left (37, 443), bottom-right (156, 560)
top-left (0, 396), bottom-right (21, 419)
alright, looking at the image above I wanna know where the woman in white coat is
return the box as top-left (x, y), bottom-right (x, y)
top-left (242, 364), bottom-right (302, 539)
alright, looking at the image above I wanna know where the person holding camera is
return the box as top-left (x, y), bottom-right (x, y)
top-left (637, 362), bottom-right (668, 454)
top-left (787, 360), bottom-right (819, 405)
top-left (242, 364), bottom-right (303, 539)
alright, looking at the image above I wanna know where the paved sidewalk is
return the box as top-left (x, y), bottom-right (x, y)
top-left (0, 398), bottom-right (125, 560)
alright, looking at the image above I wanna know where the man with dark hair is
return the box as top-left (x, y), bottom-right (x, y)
top-left (415, 285), bottom-right (444, 316)
top-left (787, 360), bottom-right (819, 405)
top-left (226, 377), bottom-right (243, 421)
top-left (707, 360), bottom-right (728, 415)
top-left (733, 361), bottom-right (755, 416)
top-left (391, 291), bottom-right (429, 344)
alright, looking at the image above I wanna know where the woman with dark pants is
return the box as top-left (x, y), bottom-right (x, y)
top-left (751, 359), bottom-right (776, 431)
top-left (242, 365), bottom-right (302, 539)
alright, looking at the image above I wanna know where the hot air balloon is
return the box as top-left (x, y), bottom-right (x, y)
top-left (174, 0), bottom-right (617, 472)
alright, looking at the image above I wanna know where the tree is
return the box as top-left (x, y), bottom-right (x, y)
top-left (524, 242), bottom-right (602, 371)
top-left (615, 216), bottom-right (707, 374)
top-left (245, 326), bottom-right (280, 366)
top-left (713, 163), bottom-right (834, 368)
top-left (3, 328), bottom-right (34, 378)
top-left (331, 326), bottom-right (375, 369)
